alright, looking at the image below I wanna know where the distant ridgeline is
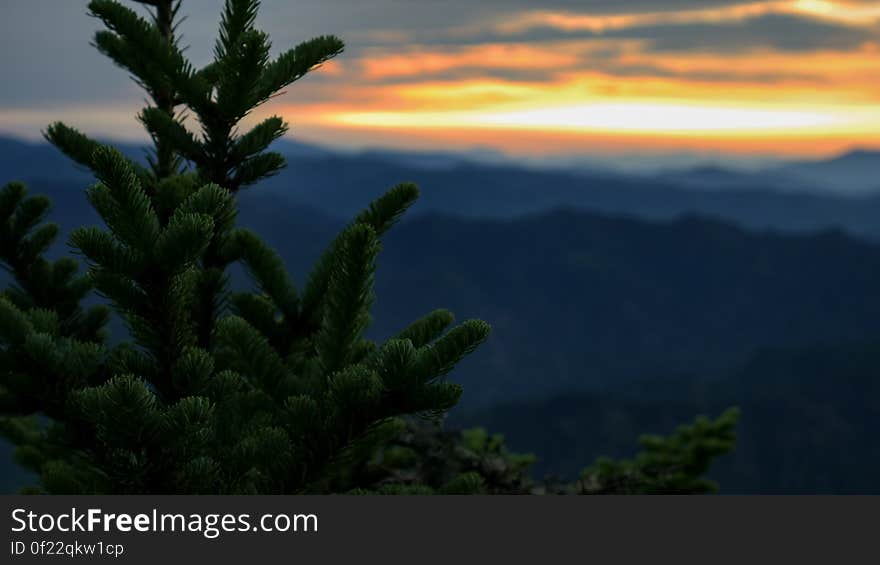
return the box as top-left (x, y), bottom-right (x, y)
top-left (3, 137), bottom-right (880, 492)
top-left (5, 136), bottom-right (880, 239)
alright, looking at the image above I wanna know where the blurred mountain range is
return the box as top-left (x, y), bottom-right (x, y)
top-left (5, 135), bottom-right (880, 228)
top-left (2, 135), bottom-right (880, 493)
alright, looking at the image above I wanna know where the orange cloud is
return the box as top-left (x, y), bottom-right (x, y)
top-left (316, 44), bottom-right (880, 112)
top-left (361, 44), bottom-right (580, 80)
top-left (315, 59), bottom-right (344, 77)
top-left (272, 44), bottom-right (880, 157)
top-left (229, 1), bottom-right (880, 158)
top-left (496, 2), bottom-right (782, 34)
top-left (494, 1), bottom-right (880, 35)
top-left (793, 0), bottom-right (880, 23)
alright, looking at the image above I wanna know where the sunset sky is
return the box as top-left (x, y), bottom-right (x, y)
top-left (2, 0), bottom-right (880, 162)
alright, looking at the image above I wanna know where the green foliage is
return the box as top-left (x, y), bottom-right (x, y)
top-left (577, 408), bottom-right (740, 494)
top-left (355, 420), bottom-right (535, 494)
top-left (0, 0), bottom-right (487, 494)
top-left (354, 410), bottom-right (738, 495)
top-left (78, 0), bottom-right (343, 192)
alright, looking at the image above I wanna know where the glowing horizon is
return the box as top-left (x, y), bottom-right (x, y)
top-left (281, 0), bottom-right (880, 157)
top-left (330, 102), bottom-right (867, 134)
top-left (2, 0), bottom-right (880, 161)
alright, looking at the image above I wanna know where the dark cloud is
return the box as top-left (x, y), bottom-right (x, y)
top-left (608, 14), bottom-right (880, 52)
top-left (429, 13), bottom-right (880, 54)
top-left (257, 0), bottom-right (757, 33)
top-left (0, 0), bottom-right (876, 111)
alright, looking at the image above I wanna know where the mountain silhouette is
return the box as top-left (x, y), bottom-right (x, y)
top-left (772, 148), bottom-right (880, 194)
top-left (2, 137), bottom-right (880, 492)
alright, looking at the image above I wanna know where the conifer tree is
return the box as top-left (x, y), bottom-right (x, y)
top-left (0, 0), bottom-right (489, 494)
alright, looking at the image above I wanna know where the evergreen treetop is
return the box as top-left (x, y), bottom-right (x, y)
top-left (1, 0), bottom-right (489, 494)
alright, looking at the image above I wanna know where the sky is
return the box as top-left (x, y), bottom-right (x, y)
top-left (2, 0), bottom-right (880, 163)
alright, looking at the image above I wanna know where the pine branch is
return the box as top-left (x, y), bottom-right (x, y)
top-left (314, 224), bottom-right (379, 374)
top-left (235, 229), bottom-right (299, 320)
top-left (302, 183), bottom-right (419, 323)
top-left (215, 0), bottom-right (260, 61)
top-left (394, 309), bottom-right (455, 348)
top-left (44, 122), bottom-right (151, 182)
top-left (255, 35), bottom-right (344, 105)
top-left (87, 147), bottom-right (160, 250)
top-left (231, 116), bottom-right (287, 162)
